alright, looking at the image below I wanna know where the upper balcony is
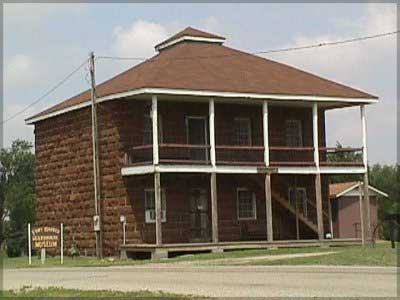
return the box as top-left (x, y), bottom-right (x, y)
top-left (122, 98), bottom-right (365, 173)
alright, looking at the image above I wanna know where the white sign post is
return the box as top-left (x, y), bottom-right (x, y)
top-left (28, 223), bottom-right (32, 265)
top-left (60, 223), bottom-right (64, 265)
top-left (41, 248), bottom-right (46, 264)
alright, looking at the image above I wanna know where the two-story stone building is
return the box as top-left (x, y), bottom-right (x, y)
top-left (26, 27), bottom-right (377, 259)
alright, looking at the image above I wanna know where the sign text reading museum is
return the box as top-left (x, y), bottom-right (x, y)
top-left (32, 226), bottom-right (60, 249)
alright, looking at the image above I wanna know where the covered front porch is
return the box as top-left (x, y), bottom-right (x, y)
top-left (120, 238), bottom-right (362, 260)
top-left (120, 172), bottom-right (367, 259)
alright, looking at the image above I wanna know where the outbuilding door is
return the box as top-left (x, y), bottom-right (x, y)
top-left (189, 188), bottom-right (210, 242)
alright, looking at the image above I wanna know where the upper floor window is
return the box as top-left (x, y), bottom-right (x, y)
top-left (143, 113), bottom-right (163, 145)
top-left (234, 118), bottom-right (252, 146)
top-left (286, 120), bottom-right (303, 147)
top-left (237, 188), bottom-right (257, 220)
top-left (144, 189), bottom-right (166, 223)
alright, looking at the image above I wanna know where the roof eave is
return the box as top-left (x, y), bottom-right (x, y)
top-left (25, 87), bottom-right (379, 124)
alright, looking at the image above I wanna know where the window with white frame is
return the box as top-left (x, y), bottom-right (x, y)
top-left (285, 120), bottom-right (303, 147)
top-left (288, 187), bottom-right (308, 217)
top-left (143, 113), bottom-right (163, 145)
top-left (234, 118), bottom-right (252, 146)
top-left (237, 188), bottom-right (257, 220)
top-left (144, 189), bottom-right (166, 223)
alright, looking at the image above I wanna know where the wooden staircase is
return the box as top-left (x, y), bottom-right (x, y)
top-left (271, 190), bottom-right (318, 234)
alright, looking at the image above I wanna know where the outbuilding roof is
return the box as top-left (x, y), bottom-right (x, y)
top-left (26, 27), bottom-right (378, 123)
top-left (329, 182), bottom-right (388, 199)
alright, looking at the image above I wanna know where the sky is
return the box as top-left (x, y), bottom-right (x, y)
top-left (3, 3), bottom-right (397, 164)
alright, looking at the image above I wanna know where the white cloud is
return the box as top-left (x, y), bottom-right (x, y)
top-left (3, 104), bottom-right (35, 147)
top-left (4, 3), bottom-right (87, 28)
top-left (265, 3), bottom-right (396, 163)
top-left (201, 16), bottom-right (222, 34)
top-left (112, 20), bottom-right (170, 59)
top-left (4, 55), bottom-right (37, 90)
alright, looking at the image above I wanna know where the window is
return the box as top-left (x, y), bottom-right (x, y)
top-left (143, 113), bottom-right (163, 145)
top-left (234, 118), bottom-right (252, 146)
top-left (285, 120), bottom-right (303, 147)
top-left (237, 188), bottom-right (256, 220)
top-left (144, 189), bottom-right (166, 223)
top-left (288, 187), bottom-right (308, 217)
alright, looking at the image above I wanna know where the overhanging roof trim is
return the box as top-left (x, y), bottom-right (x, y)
top-left (332, 182), bottom-right (389, 199)
top-left (155, 36), bottom-right (225, 51)
top-left (25, 87), bottom-right (379, 124)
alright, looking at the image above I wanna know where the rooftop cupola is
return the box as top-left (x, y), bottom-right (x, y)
top-left (155, 26), bottom-right (226, 52)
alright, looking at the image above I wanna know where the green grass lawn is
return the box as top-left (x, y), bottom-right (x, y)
top-left (3, 242), bottom-right (398, 268)
top-left (241, 242), bottom-right (398, 267)
top-left (2, 254), bottom-right (148, 269)
top-left (2, 287), bottom-right (193, 299)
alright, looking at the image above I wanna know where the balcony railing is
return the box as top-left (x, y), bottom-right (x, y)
top-left (124, 144), bottom-right (153, 165)
top-left (319, 147), bottom-right (363, 166)
top-left (270, 147), bottom-right (315, 166)
top-left (123, 145), bottom-right (364, 167)
top-left (159, 143), bottom-right (211, 164)
top-left (216, 145), bottom-right (264, 166)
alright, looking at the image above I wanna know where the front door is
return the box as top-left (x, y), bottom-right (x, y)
top-left (189, 188), bottom-right (210, 242)
top-left (186, 117), bottom-right (208, 162)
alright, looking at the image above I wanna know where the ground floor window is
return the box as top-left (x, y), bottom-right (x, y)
top-left (237, 188), bottom-right (257, 220)
top-left (145, 189), bottom-right (166, 223)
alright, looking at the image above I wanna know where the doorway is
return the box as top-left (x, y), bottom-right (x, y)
top-left (186, 116), bottom-right (208, 162)
top-left (189, 188), bottom-right (210, 242)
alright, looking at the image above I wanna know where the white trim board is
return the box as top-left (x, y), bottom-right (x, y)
top-left (121, 164), bottom-right (367, 176)
top-left (335, 182), bottom-right (388, 198)
top-left (155, 36), bottom-right (225, 51)
top-left (26, 87), bottom-right (378, 124)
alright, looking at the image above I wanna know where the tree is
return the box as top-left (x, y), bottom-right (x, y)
top-left (369, 164), bottom-right (400, 239)
top-left (0, 140), bottom-right (35, 256)
top-left (329, 141), bottom-right (363, 183)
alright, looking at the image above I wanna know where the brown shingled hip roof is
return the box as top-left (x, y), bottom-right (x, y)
top-left (27, 26), bottom-right (378, 122)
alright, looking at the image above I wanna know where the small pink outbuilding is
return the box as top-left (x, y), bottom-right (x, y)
top-left (329, 182), bottom-right (388, 239)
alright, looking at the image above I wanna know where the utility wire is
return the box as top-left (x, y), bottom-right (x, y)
top-left (254, 30), bottom-right (399, 55)
top-left (97, 30), bottom-right (399, 62)
top-left (2, 58), bottom-right (89, 125)
top-left (4, 30), bottom-right (398, 125)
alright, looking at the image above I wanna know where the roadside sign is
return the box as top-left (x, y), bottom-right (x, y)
top-left (31, 226), bottom-right (60, 249)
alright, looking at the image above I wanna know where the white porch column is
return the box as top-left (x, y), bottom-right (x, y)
top-left (360, 105), bottom-right (371, 244)
top-left (154, 172), bottom-right (162, 246)
top-left (363, 173), bottom-right (371, 244)
top-left (328, 199), bottom-right (333, 238)
top-left (209, 98), bottom-right (216, 167)
top-left (360, 105), bottom-right (368, 169)
top-left (358, 183), bottom-right (366, 244)
top-left (152, 95), bottom-right (159, 165)
top-left (263, 101), bottom-right (273, 242)
top-left (210, 172), bottom-right (219, 243)
top-left (312, 102), bottom-right (320, 167)
top-left (263, 101), bottom-right (270, 166)
top-left (313, 102), bottom-right (324, 241)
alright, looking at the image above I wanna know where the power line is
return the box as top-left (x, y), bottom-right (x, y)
top-left (2, 58), bottom-right (89, 125)
top-left (97, 55), bottom-right (147, 61)
top-left (98, 30), bottom-right (399, 62)
top-left (254, 30), bottom-right (399, 55)
top-left (4, 30), bottom-right (397, 125)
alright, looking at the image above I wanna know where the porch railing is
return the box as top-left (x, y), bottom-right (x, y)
top-left (319, 147), bottom-right (363, 166)
top-left (269, 147), bottom-right (315, 166)
top-left (215, 145), bottom-right (264, 166)
top-left (159, 143), bottom-right (211, 164)
top-left (123, 145), bottom-right (364, 167)
top-left (124, 144), bottom-right (153, 165)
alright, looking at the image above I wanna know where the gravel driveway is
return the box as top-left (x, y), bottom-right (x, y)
top-left (4, 265), bottom-right (397, 297)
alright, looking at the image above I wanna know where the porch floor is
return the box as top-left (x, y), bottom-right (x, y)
top-left (120, 238), bottom-right (362, 260)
